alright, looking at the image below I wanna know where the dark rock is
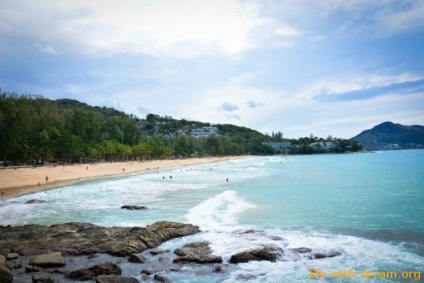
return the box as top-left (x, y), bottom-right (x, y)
top-left (267, 235), bottom-right (285, 241)
top-left (5, 257), bottom-right (22, 269)
top-left (236, 273), bottom-right (258, 280)
top-left (6, 253), bottom-right (19, 260)
top-left (290, 247), bottom-right (312, 254)
top-left (25, 265), bottom-right (43, 273)
top-left (32, 272), bottom-right (57, 283)
top-left (33, 252), bottom-right (65, 267)
top-left (0, 264), bottom-right (13, 283)
top-left (96, 274), bottom-right (139, 283)
top-left (149, 249), bottom-right (168, 256)
top-left (213, 265), bottom-right (224, 273)
top-left (141, 269), bottom-right (154, 275)
top-left (121, 205), bottom-right (148, 210)
top-left (229, 246), bottom-right (282, 264)
top-left (66, 262), bottom-right (122, 280)
top-left (173, 242), bottom-right (222, 264)
top-left (25, 199), bottom-right (47, 204)
top-left (312, 250), bottom-right (341, 259)
top-left (128, 253), bottom-right (146, 263)
top-left (154, 274), bottom-right (171, 283)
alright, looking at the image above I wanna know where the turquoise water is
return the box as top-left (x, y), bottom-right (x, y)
top-left (1, 150), bottom-right (423, 282)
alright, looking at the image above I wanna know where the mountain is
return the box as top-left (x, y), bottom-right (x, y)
top-left (351, 121), bottom-right (424, 150)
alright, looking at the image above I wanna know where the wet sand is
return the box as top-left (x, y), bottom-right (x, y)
top-left (0, 157), bottom-right (246, 200)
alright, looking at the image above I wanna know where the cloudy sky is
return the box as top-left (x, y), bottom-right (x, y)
top-left (1, 0), bottom-right (423, 138)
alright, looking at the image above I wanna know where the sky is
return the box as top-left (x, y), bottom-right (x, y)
top-left (1, 0), bottom-right (424, 138)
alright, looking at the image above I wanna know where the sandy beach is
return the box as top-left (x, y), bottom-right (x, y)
top-left (0, 157), bottom-right (246, 200)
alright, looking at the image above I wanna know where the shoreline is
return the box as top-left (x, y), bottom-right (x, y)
top-left (0, 156), bottom-right (249, 200)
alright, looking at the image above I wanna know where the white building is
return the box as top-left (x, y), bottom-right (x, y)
top-left (191, 126), bottom-right (219, 138)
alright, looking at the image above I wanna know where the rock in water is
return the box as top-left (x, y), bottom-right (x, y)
top-left (173, 242), bottom-right (222, 264)
top-left (96, 274), bottom-right (139, 283)
top-left (32, 252), bottom-right (65, 267)
top-left (229, 246), bottom-right (282, 264)
top-left (66, 262), bottom-right (121, 281)
top-left (25, 199), bottom-right (47, 204)
top-left (121, 205), bottom-right (147, 210)
top-left (312, 250), bottom-right (341, 259)
top-left (154, 274), bottom-right (171, 283)
top-left (127, 253), bottom-right (146, 263)
top-left (32, 272), bottom-right (57, 283)
top-left (0, 264), bottom-right (13, 283)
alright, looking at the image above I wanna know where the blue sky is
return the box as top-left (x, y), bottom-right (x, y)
top-left (1, 0), bottom-right (423, 138)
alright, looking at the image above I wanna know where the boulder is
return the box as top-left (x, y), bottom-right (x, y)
top-left (173, 242), bottom-right (222, 264)
top-left (0, 255), bottom-right (5, 264)
top-left (32, 272), bottom-right (57, 283)
top-left (66, 262), bottom-right (122, 281)
top-left (149, 249), bottom-right (168, 256)
top-left (312, 250), bottom-right (341, 259)
top-left (229, 246), bottom-right (282, 264)
top-left (128, 253), bottom-right (146, 263)
top-left (121, 205), bottom-right (147, 210)
top-left (6, 253), bottom-right (19, 260)
top-left (154, 274), bottom-right (171, 283)
top-left (32, 252), bottom-right (65, 267)
top-left (25, 199), bottom-right (47, 204)
top-left (96, 274), bottom-right (139, 283)
top-left (0, 264), bottom-right (13, 283)
top-left (289, 247), bottom-right (312, 254)
top-left (141, 269), bottom-right (154, 275)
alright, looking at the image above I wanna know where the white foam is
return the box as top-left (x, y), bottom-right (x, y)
top-left (186, 190), bottom-right (256, 229)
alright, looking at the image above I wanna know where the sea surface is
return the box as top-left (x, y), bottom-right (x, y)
top-left (1, 150), bottom-right (423, 282)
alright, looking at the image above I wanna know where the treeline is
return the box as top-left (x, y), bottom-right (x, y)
top-left (0, 92), bottom-right (274, 165)
top-left (0, 92), bottom-right (363, 165)
top-left (290, 135), bottom-right (363, 154)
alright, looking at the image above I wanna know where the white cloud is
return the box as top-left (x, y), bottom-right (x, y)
top-left (0, 0), bottom-right (271, 58)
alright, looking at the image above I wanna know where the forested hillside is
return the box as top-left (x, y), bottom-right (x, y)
top-left (0, 92), bottom-right (276, 164)
top-left (0, 92), bottom-right (362, 165)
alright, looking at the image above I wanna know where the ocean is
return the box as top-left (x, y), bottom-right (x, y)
top-left (1, 150), bottom-right (423, 282)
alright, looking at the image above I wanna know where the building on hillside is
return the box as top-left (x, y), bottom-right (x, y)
top-left (262, 142), bottom-right (292, 153)
top-left (191, 126), bottom-right (219, 138)
top-left (310, 141), bottom-right (333, 151)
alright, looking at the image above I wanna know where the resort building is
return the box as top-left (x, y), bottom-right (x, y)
top-left (262, 142), bottom-right (292, 153)
top-left (191, 126), bottom-right (219, 138)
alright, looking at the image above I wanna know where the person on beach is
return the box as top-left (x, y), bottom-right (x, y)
top-left (1, 191), bottom-right (4, 200)
top-left (45, 176), bottom-right (49, 182)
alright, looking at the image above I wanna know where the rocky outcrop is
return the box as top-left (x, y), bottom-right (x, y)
top-left (230, 246), bottom-right (282, 264)
top-left (121, 205), bottom-right (147, 210)
top-left (0, 264), bottom-right (13, 283)
top-left (66, 262), bottom-right (121, 280)
top-left (96, 274), bottom-right (139, 283)
top-left (173, 242), bottom-right (222, 264)
top-left (0, 221), bottom-right (200, 257)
